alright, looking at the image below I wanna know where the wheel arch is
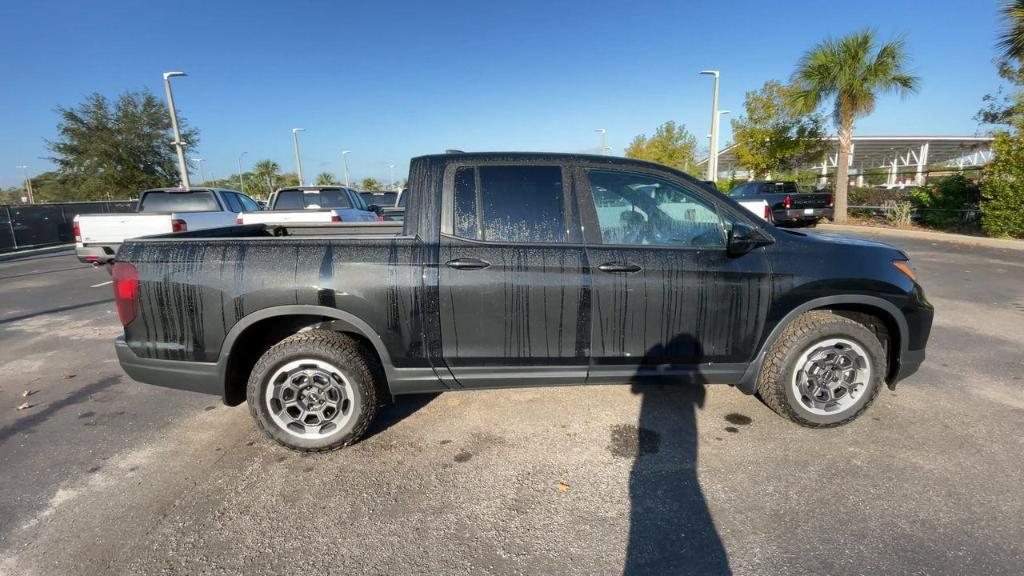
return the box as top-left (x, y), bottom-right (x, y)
top-left (737, 295), bottom-right (908, 394)
top-left (217, 305), bottom-right (395, 405)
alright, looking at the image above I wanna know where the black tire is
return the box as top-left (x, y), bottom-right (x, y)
top-left (757, 310), bottom-right (886, 427)
top-left (247, 330), bottom-right (379, 452)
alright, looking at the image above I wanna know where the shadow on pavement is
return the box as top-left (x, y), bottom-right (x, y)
top-left (0, 375), bottom-right (122, 446)
top-left (0, 298), bottom-right (112, 326)
top-left (0, 265), bottom-right (91, 281)
top-left (362, 393), bottom-right (441, 441)
top-left (623, 335), bottom-right (731, 576)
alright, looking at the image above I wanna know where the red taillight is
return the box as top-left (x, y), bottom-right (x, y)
top-left (330, 215), bottom-right (342, 223)
top-left (236, 217), bottom-right (244, 225)
top-left (111, 262), bottom-right (140, 326)
top-left (783, 195), bottom-right (792, 209)
top-left (377, 214), bottom-right (385, 222)
top-left (73, 219), bottom-right (82, 242)
top-left (828, 194), bottom-right (835, 207)
top-left (171, 219), bottom-right (187, 232)
top-left (763, 205), bottom-right (772, 220)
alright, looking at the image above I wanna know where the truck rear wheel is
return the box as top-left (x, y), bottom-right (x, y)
top-left (757, 311), bottom-right (886, 427)
top-left (247, 330), bottom-right (379, 451)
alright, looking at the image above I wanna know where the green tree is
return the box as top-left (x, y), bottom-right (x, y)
top-left (624, 121), bottom-right (699, 174)
top-left (981, 132), bottom-right (1024, 237)
top-left (46, 90), bottom-right (198, 201)
top-left (730, 81), bottom-right (829, 180)
top-left (790, 30), bottom-right (919, 223)
top-left (999, 0), bottom-right (1024, 62)
top-left (314, 172), bottom-right (338, 186)
top-left (252, 160), bottom-right (280, 197)
top-left (359, 177), bottom-right (382, 191)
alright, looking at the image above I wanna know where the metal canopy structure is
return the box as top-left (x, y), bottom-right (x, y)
top-left (700, 135), bottom-right (995, 185)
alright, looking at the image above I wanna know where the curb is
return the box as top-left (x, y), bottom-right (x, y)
top-left (0, 244), bottom-right (75, 262)
top-left (816, 224), bottom-right (1024, 252)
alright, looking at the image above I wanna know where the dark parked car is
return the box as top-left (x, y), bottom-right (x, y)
top-left (112, 152), bottom-right (932, 451)
top-left (729, 181), bottom-right (833, 226)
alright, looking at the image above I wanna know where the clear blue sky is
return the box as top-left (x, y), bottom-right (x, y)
top-left (0, 0), bottom-right (1011, 189)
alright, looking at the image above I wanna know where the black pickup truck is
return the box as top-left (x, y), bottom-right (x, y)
top-left (728, 181), bottom-right (834, 226)
top-left (112, 152), bottom-right (932, 451)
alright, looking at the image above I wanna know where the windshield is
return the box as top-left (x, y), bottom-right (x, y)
top-left (273, 189), bottom-right (352, 210)
top-left (139, 190), bottom-right (220, 212)
top-left (359, 192), bottom-right (398, 207)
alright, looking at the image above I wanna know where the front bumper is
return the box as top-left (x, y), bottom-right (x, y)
top-left (76, 244), bottom-right (119, 264)
top-left (115, 337), bottom-right (222, 396)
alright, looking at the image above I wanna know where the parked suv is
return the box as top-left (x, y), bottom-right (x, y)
top-left (112, 152), bottom-right (932, 451)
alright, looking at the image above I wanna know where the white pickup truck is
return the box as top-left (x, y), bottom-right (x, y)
top-left (237, 187), bottom-right (379, 226)
top-left (74, 188), bottom-right (261, 264)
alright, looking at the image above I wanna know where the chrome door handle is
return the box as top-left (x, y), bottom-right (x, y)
top-left (446, 258), bottom-right (491, 270)
top-left (597, 262), bottom-right (642, 273)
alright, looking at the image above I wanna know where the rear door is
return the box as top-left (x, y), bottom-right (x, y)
top-left (438, 161), bottom-right (590, 387)
top-left (577, 165), bottom-right (771, 384)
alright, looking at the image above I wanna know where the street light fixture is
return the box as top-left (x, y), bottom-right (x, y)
top-left (595, 128), bottom-right (611, 154)
top-left (291, 128), bottom-right (306, 186)
top-left (237, 152), bottom-right (247, 193)
top-left (16, 164), bottom-right (34, 204)
top-left (341, 151), bottom-right (351, 189)
top-left (700, 70), bottom-right (721, 182)
top-left (162, 71), bottom-right (191, 189)
top-left (191, 157), bottom-right (205, 184)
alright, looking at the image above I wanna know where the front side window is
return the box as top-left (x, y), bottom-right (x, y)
top-left (586, 169), bottom-right (724, 248)
top-left (452, 165), bottom-right (570, 243)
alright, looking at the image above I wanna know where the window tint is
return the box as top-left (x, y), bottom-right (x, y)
top-left (348, 190), bottom-right (370, 211)
top-left (586, 170), bottom-right (724, 247)
top-left (237, 194), bottom-right (261, 211)
top-left (452, 165), bottom-right (569, 243)
top-left (139, 190), bottom-right (220, 213)
top-left (272, 189), bottom-right (352, 210)
top-left (222, 192), bottom-right (243, 213)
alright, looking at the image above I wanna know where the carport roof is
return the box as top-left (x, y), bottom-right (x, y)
top-left (700, 135), bottom-right (995, 172)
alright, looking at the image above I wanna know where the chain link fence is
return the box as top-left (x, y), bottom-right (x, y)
top-left (0, 201), bottom-right (136, 253)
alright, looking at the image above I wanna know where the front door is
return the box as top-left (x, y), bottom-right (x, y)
top-left (577, 166), bottom-right (771, 385)
top-left (438, 162), bottom-right (591, 387)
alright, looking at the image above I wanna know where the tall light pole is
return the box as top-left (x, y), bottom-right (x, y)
top-left (595, 128), bottom-right (610, 154)
top-left (237, 152), bottom-right (247, 192)
top-left (16, 165), bottom-right (35, 204)
top-left (291, 128), bottom-right (306, 186)
top-left (162, 71), bottom-right (191, 189)
top-left (388, 163), bottom-right (395, 189)
top-left (700, 70), bottom-right (721, 182)
top-left (716, 109), bottom-right (730, 178)
top-left (191, 157), bottom-right (206, 184)
top-left (341, 151), bottom-right (351, 189)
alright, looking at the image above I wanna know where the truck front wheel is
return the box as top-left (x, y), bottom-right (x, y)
top-left (247, 330), bottom-right (379, 451)
top-left (757, 311), bottom-right (886, 427)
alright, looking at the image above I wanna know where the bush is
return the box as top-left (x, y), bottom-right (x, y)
top-left (884, 201), bottom-right (914, 227)
top-left (981, 132), bottom-right (1024, 238)
top-left (848, 186), bottom-right (914, 206)
top-left (908, 174), bottom-right (979, 230)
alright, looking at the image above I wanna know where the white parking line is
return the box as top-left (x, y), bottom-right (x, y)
top-left (90, 280), bottom-right (113, 288)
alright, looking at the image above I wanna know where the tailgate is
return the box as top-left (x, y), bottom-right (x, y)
top-left (77, 214), bottom-right (172, 244)
top-left (239, 210), bottom-right (336, 224)
top-left (789, 193), bottom-right (832, 209)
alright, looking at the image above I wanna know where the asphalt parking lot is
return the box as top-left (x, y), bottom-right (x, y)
top-left (1, 228), bottom-right (1022, 576)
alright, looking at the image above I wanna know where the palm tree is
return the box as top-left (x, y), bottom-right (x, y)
top-left (1000, 0), bottom-right (1024, 62)
top-left (252, 159), bottom-right (280, 196)
top-left (790, 30), bottom-right (919, 223)
top-left (314, 172), bottom-right (338, 186)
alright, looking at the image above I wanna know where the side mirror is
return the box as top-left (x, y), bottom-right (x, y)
top-left (727, 222), bottom-right (773, 256)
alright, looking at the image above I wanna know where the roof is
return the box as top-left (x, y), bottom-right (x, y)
top-left (699, 135), bottom-right (995, 172)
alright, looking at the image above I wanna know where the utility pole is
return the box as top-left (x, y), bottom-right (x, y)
top-left (341, 151), bottom-right (351, 189)
top-left (388, 164), bottom-right (395, 190)
top-left (700, 70), bottom-right (721, 182)
top-left (16, 165), bottom-right (34, 204)
top-left (291, 128), bottom-right (305, 185)
top-left (237, 152), bottom-right (247, 192)
top-left (162, 71), bottom-right (191, 189)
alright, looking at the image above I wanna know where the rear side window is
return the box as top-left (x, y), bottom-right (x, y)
top-left (222, 193), bottom-right (243, 213)
top-left (139, 190), bottom-right (220, 212)
top-left (237, 194), bottom-right (261, 211)
top-left (452, 165), bottom-right (571, 243)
